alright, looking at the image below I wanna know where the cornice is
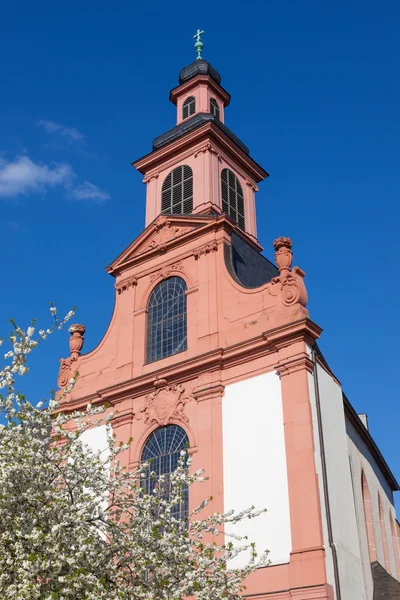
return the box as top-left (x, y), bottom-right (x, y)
top-left (111, 408), bottom-right (135, 428)
top-left (114, 275), bottom-right (137, 295)
top-left (169, 75), bottom-right (231, 106)
top-left (193, 383), bottom-right (225, 402)
top-left (61, 318), bottom-right (322, 412)
top-left (132, 121), bottom-right (268, 182)
top-left (275, 355), bottom-right (315, 377)
top-left (108, 214), bottom-right (261, 277)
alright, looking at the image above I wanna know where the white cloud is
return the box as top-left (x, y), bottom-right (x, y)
top-left (0, 156), bottom-right (73, 197)
top-left (68, 181), bottom-right (111, 204)
top-left (0, 155), bottom-right (110, 203)
top-left (37, 120), bottom-right (86, 143)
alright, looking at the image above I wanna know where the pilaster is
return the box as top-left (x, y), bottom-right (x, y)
top-left (275, 342), bottom-right (327, 589)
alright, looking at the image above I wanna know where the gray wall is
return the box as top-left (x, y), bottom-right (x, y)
top-left (313, 363), bottom-right (367, 600)
top-left (346, 418), bottom-right (399, 596)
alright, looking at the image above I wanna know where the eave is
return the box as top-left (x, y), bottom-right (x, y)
top-left (132, 120), bottom-right (269, 183)
top-left (343, 393), bottom-right (400, 492)
top-left (169, 74), bottom-right (231, 107)
top-left (106, 212), bottom-right (263, 277)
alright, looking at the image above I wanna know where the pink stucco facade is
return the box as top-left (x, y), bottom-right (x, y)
top-left (56, 59), bottom-right (399, 600)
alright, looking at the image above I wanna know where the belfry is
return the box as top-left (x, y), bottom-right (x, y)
top-left (58, 34), bottom-right (400, 600)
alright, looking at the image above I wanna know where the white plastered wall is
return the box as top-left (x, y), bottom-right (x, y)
top-left (311, 362), bottom-right (367, 600)
top-left (80, 424), bottom-right (111, 536)
top-left (346, 418), bottom-right (398, 594)
top-left (222, 372), bottom-right (291, 568)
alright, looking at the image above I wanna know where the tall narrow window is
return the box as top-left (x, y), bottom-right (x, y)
top-left (147, 276), bottom-right (187, 363)
top-left (161, 165), bottom-right (193, 215)
top-left (362, 471), bottom-right (377, 562)
top-left (141, 425), bottom-right (189, 521)
top-left (210, 98), bottom-right (220, 120)
top-left (390, 517), bottom-right (400, 579)
top-left (182, 96), bottom-right (195, 120)
top-left (379, 495), bottom-right (392, 573)
top-left (221, 168), bottom-right (246, 230)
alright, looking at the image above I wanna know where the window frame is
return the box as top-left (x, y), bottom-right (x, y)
top-left (161, 165), bottom-right (193, 215)
top-left (141, 425), bottom-right (190, 522)
top-left (221, 168), bottom-right (246, 230)
top-left (182, 96), bottom-right (196, 120)
top-left (146, 276), bottom-right (188, 364)
top-left (210, 97), bottom-right (220, 120)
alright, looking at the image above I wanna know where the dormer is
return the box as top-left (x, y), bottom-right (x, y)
top-left (169, 60), bottom-right (231, 126)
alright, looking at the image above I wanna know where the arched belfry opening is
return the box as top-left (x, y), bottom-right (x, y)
top-left (161, 165), bottom-right (193, 215)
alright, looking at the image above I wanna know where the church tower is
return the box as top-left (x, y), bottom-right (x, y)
top-left (57, 34), bottom-right (400, 600)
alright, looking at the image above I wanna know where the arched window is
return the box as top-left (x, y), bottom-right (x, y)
top-left (221, 168), bottom-right (246, 230)
top-left (182, 96), bottom-right (196, 120)
top-left (210, 98), bottom-right (220, 120)
top-left (161, 165), bottom-right (193, 215)
top-left (390, 517), bottom-right (400, 579)
top-left (147, 276), bottom-right (187, 363)
top-left (362, 471), bottom-right (377, 562)
top-left (379, 495), bottom-right (391, 573)
top-left (141, 425), bottom-right (189, 520)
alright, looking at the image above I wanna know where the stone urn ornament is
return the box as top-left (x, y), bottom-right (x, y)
top-left (68, 324), bottom-right (86, 359)
top-left (273, 237), bottom-right (293, 279)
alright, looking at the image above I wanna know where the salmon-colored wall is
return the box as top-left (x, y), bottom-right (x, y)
top-left (175, 84), bottom-right (225, 125)
top-left (56, 217), bottom-right (333, 598)
top-left (144, 140), bottom-right (257, 239)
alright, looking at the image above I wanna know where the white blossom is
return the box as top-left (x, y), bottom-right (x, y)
top-left (0, 308), bottom-right (269, 599)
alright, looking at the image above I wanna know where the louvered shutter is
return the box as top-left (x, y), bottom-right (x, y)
top-left (220, 168), bottom-right (246, 231)
top-left (210, 98), bottom-right (220, 120)
top-left (161, 165), bottom-right (193, 215)
top-left (182, 96), bottom-right (196, 120)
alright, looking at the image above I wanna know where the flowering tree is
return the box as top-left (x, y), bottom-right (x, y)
top-left (0, 307), bottom-right (269, 600)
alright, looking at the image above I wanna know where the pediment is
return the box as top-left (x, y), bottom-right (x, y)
top-left (107, 214), bottom-right (212, 276)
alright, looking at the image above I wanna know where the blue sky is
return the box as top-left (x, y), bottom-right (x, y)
top-left (0, 1), bottom-right (399, 497)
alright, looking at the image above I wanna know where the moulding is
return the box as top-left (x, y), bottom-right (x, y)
top-left (194, 141), bottom-right (221, 160)
top-left (60, 318), bottom-right (323, 411)
top-left (111, 408), bottom-right (135, 428)
top-left (185, 285), bottom-right (199, 296)
top-left (169, 75), bottom-right (231, 107)
top-left (149, 260), bottom-right (184, 282)
top-left (142, 172), bottom-right (159, 184)
top-left (275, 355), bottom-right (315, 377)
top-left (193, 383), bottom-right (225, 402)
top-left (193, 241), bottom-right (218, 260)
top-left (132, 121), bottom-right (268, 182)
top-left (245, 178), bottom-right (259, 192)
top-left (115, 275), bottom-right (138, 295)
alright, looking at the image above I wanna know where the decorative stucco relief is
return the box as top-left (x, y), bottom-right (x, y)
top-left (149, 260), bottom-right (184, 282)
top-left (137, 378), bottom-right (193, 426)
top-left (57, 324), bottom-right (86, 389)
top-left (115, 275), bottom-right (138, 295)
top-left (193, 241), bottom-right (218, 260)
top-left (142, 173), bottom-right (159, 184)
top-left (145, 219), bottom-right (195, 253)
top-left (270, 237), bottom-right (308, 308)
top-left (194, 142), bottom-right (221, 160)
top-left (245, 178), bottom-right (259, 192)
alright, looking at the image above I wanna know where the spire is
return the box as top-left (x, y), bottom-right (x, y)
top-left (193, 29), bottom-right (204, 60)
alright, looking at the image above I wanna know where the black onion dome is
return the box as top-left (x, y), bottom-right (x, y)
top-left (179, 60), bottom-right (221, 85)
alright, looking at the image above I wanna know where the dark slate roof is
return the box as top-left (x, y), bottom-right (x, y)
top-left (224, 232), bottom-right (279, 288)
top-left (343, 392), bottom-right (400, 491)
top-left (153, 113), bottom-right (249, 154)
top-left (179, 60), bottom-right (221, 85)
top-left (372, 561), bottom-right (400, 599)
top-left (315, 345), bottom-right (400, 492)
